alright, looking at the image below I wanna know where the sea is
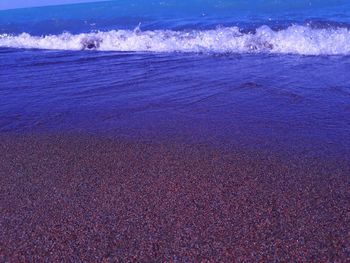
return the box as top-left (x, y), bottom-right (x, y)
top-left (0, 0), bottom-right (350, 158)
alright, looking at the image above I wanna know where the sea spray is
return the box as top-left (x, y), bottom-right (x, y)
top-left (2, 25), bottom-right (350, 55)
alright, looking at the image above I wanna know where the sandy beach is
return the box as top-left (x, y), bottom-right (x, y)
top-left (0, 134), bottom-right (349, 261)
top-left (2, 1), bottom-right (350, 262)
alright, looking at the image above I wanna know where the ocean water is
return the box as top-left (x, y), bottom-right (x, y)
top-left (1, 0), bottom-right (350, 157)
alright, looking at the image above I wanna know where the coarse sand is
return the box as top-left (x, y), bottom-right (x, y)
top-left (0, 135), bottom-right (349, 261)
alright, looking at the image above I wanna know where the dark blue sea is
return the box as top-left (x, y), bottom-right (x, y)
top-left (1, 0), bottom-right (350, 158)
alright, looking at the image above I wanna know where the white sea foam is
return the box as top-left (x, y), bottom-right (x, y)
top-left (1, 25), bottom-right (350, 55)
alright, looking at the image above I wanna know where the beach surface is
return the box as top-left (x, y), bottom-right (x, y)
top-left (1, 134), bottom-right (349, 261)
top-left (1, 1), bottom-right (350, 261)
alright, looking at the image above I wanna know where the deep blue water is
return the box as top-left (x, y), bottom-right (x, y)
top-left (0, 0), bottom-right (350, 158)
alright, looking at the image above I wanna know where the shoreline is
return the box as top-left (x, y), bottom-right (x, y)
top-left (1, 134), bottom-right (349, 261)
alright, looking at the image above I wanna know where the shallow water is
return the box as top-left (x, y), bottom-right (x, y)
top-left (0, 1), bottom-right (350, 158)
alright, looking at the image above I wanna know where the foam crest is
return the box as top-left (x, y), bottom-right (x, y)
top-left (1, 25), bottom-right (350, 55)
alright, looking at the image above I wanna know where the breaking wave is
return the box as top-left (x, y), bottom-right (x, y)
top-left (1, 25), bottom-right (350, 55)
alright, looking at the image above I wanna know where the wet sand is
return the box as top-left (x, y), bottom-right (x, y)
top-left (0, 134), bottom-right (349, 261)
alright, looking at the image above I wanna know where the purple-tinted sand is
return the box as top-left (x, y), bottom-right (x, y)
top-left (0, 135), bottom-right (349, 261)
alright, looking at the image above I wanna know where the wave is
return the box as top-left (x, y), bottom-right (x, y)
top-left (1, 25), bottom-right (350, 55)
